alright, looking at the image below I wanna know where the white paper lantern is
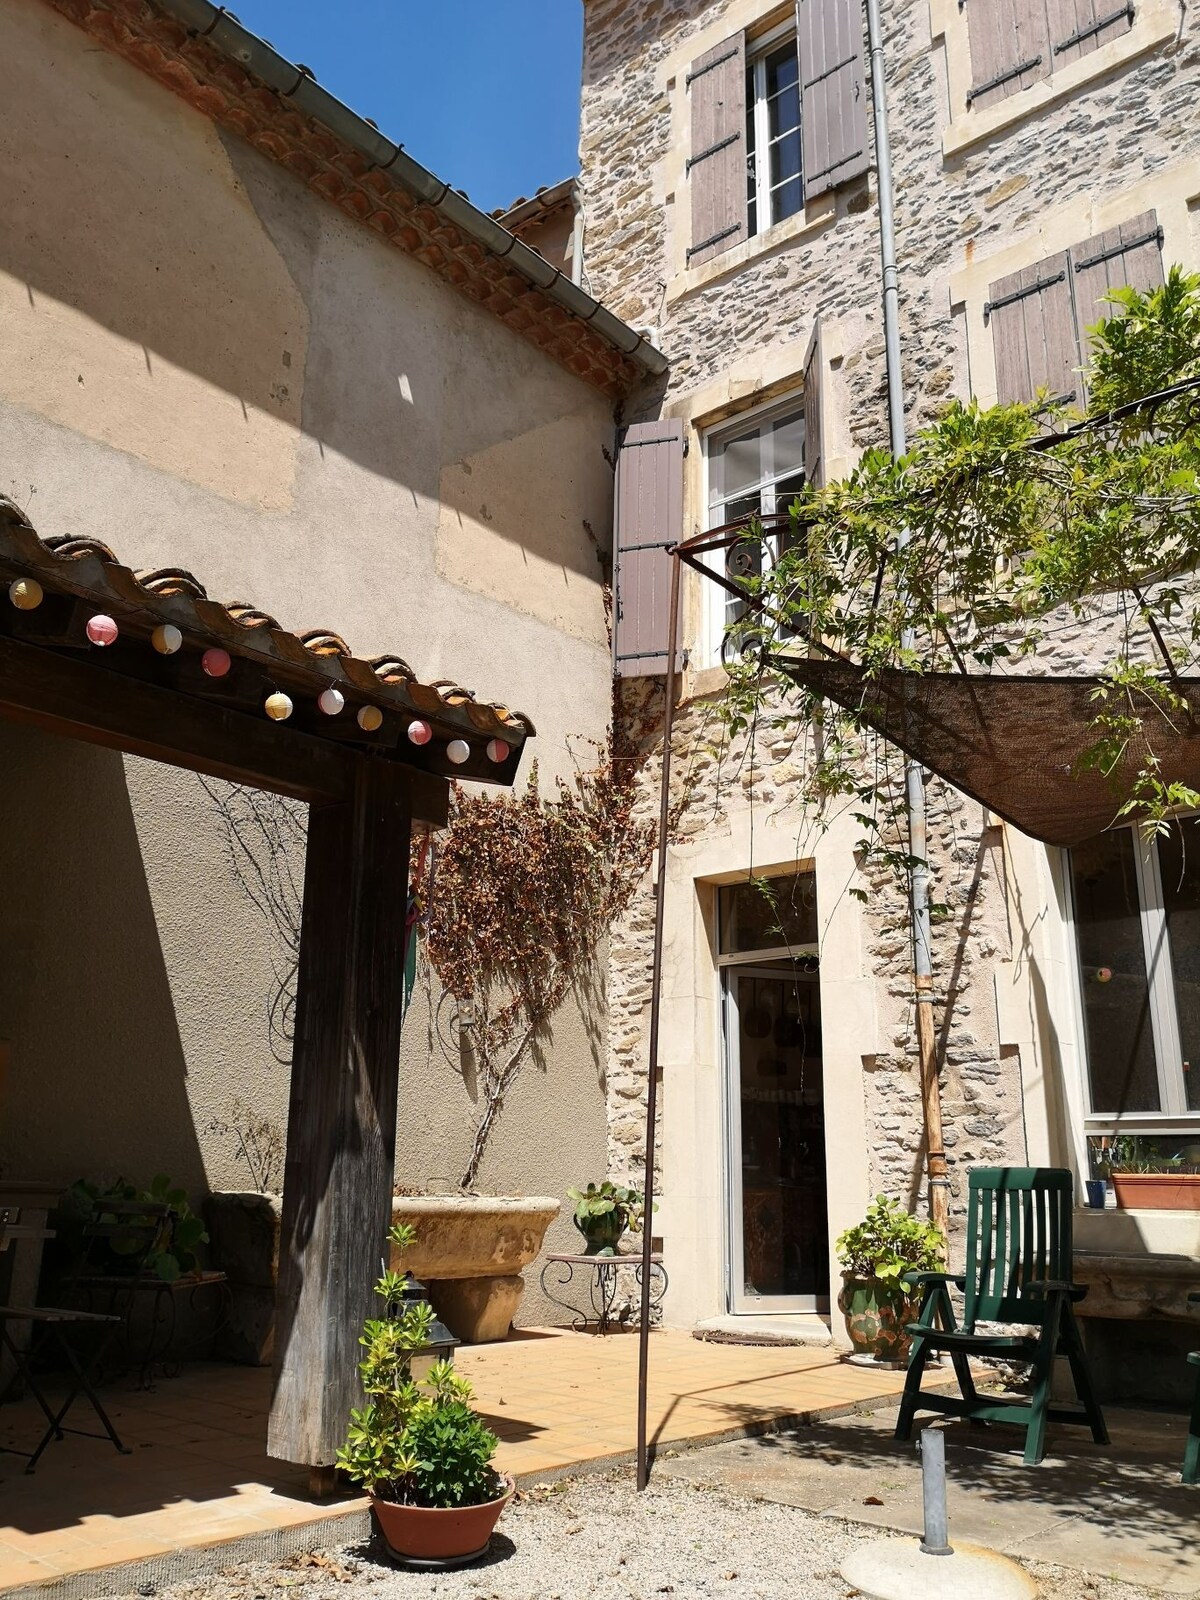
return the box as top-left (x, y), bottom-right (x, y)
top-left (8, 578), bottom-right (43, 611)
top-left (318, 686), bottom-right (345, 716)
top-left (357, 704), bottom-right (384, 732)
top-left (447, 739), bottom-right (471, 765)
top-left (151, 624), bottom-right (183, 655)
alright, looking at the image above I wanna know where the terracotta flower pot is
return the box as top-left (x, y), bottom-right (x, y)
top-left (371, 1477), bottom-right (513, 1569)
top-left (1111, 1172), bottom-right (1200, 1211)
top-left (838, 1275), bottom-right (918, 1362)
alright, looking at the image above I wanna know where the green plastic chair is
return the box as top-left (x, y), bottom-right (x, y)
top-left (895, 1167), bottom-right (1108, 1466)
top-left (1184, 1347), bottom-right (1199, 1484)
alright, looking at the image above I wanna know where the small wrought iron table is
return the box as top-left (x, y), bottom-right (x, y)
top-left (539, 1251), bottom-right (667, 1334)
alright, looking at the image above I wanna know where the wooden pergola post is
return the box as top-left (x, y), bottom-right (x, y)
top-left (268, 758), bottom-right (414, 1471)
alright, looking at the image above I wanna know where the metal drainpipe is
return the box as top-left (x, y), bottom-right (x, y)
top-left (864, 0), bottom-right (949, 1236)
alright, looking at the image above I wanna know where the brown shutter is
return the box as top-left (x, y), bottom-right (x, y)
top-left (612, 419), bottom-right (685, 677)
top-left (1045, 0), bottom-right (1134, 66)
top-left (987, 252), bottom-right (1079, 406)
top-left (964, 0), bottom-right (1050, 111)
top-left (687, 35), bottom-right (748, 267)
top-left (1069, 210), bottom-right (1164, 347)
top-left (803, 319), bottom-right (825, 488)
top-left (796, 0), bottom-right (869, 202)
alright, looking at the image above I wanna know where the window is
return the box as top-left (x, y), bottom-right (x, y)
top-left (1070, 822), bottom-right (1200, 1127)
top-left (746, 36), bottom-right (803, 236)
top-left (965, 0), bottom-right (1133, 111)
top-left (987, 210), bottom-right (1163, 406)
top-left (706, 398), bottom-right (806, 661)
top-left (685, 0), bottom-right (868, 270)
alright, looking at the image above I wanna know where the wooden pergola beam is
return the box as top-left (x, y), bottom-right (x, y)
top-left (268, 758), bottom-right (414, 1468)
top-left (0, 634), bottom-right (449, 824)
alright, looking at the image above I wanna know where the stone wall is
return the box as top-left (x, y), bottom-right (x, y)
top-left (579, 0), bottom-right (1200, 1273)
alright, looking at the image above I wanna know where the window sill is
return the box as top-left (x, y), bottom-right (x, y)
top-left (667, 196), bottom-right (838, 305)
top-left (939, 2), bottom-right (1178, 160)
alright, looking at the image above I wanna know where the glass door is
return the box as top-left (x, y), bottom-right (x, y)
top-left (724, 963), bottom-right (829, 1312)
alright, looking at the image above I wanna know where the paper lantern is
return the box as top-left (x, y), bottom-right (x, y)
top-left (8, 578), bottom-right (43, 611)
top-left (317, 686), bottom-right (345, 717)
top-left (201, 647), bottom-right (232, 678)
top-left (86, 614), bottom-right (119, 647)
top-left (407, 719), bottom-right (433, 746)
top-left (447, 739), bottom-right (471, 765)
top-left (265, 691), bottom-right (293, 722)
top-left (357, 704), bottom-right (384, 732)
top-left (151, 624), bottom-right (183, 655)
top-left (486, 738), bottom-right (511, 764)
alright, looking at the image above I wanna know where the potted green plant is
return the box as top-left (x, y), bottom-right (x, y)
top-left (336, 1223), bottom-right (511, 1568)
top-left (835, 1195), bottom-right (945, 1363)
top-left (566, 1181), bottom-right (645, 1256)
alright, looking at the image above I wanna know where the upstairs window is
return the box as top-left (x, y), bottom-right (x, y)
top-left (747, 36), bottom-right (804, 236)
top-left (686, 0), bottom-right (869, 269)
top-left (706, 399), bottom-right (806, 661)
top-left (986, 210), bottom-right (1163, 406)
top-left (965, 0), bottom-right (1134, 111)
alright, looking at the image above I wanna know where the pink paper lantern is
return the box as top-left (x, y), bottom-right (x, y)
top-left (486, 738), bottom-right (511, 764)
top-left (407, 719), bottom-right (433, 746)
top-left (86, 613), bottom-right (119, 647)
top-left (202, 647), bottom-right (232, 678)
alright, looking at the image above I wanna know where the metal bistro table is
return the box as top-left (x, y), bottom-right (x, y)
top-left (0, 1183), bottom-right (61, 1392)
top-left (540, 1251), bottom-right (667, 1334)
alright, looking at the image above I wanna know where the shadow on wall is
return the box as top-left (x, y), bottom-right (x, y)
top-left (1, 0), bottom-right (611, 596)
top-left (0, 721), bottom-right (205, 1198)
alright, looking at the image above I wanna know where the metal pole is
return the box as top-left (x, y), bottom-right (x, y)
top-left (864, 0), bottom-right (949, 1236)
top-left (918, 1428), bottom-right (953, 1555)
top-left (636, 547), bottom-right (682, 1492)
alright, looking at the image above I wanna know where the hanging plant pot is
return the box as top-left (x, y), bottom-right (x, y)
top-left (371, 1477), bottom-right (514, 1569)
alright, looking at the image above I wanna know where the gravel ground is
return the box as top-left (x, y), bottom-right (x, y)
top-left (125, 1469), bottom-right (1162, 1600)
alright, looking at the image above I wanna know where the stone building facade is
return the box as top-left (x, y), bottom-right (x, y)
top-left (581, 0), bottom-right (1200, 1372)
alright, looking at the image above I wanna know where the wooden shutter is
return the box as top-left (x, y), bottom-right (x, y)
top-left (687, 35), bottom-right (748, 267)
top-left (1069, 210), bottom-right (1164, 344)
top-left (1046, 0), bottom-right (1134, 67)
top-left (612, 420), bottom-right (684, 677)
top-left (803, 319), bottom-right (825, 489)
top-left (987, 252), bottom-right (1079, 406)
top-left (964, 0), bottom-right (1050, 111)
top-left (796, 0), bottom-right (869, 202)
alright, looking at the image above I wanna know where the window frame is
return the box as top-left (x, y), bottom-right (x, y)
top-left (701, 390), bottom-right (807, 666)
top-left (746, 23), bottom-right (803, 238)
top-left (1065, 824), bottom-right (1200, 1134)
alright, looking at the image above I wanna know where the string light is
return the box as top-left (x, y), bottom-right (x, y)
top-left (357, 704), bottom-right (384, 732)
top-left (86, 614), bottom-right (119, 647)
top-left (265, 691), bottom-right (293, 721)
top-left (407, 719), bottom-right (433, 746)
top-left (201, 647), bottom-right (232, 678)
top-left (151, 624), bottom-right (183, 655)
top-left (447, 739), bottom-right (470, 765)
top-left (8, 578), bottom-right (43, 610)
top-left (317, 687), bottom-right (345, 716)
top-left (486, 738), bottom-right (511, 764)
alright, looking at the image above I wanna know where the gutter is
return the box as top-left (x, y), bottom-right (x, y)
top-left (156, 0), bottom-right (668, 380)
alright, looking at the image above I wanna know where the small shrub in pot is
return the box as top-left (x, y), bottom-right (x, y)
top-left (336, 1223), bottom-right (511, 1567)
top-left (835, 1195), bottom-right (944, 1362)
top-left (567, 1181), bottom-right (645, 1256)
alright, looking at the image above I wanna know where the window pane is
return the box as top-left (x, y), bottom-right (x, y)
top-left (770, 128), bottom-right (802, 191)
top-left (721, 875), bottom-right (818, 954)
top-left (721, 429), bottom-right (763, 497)
top-left (746, 85), bottom-right (758, 238)
top-left (766, 45), bottom-right (799, 107)
top-left (1157, 819), bottom-right (1200, 1110)
top-left (1071, 832), bottom-right (1161, 1114)
top-left (770, 412), bottom-right (806, 477)
top-left (771, 174), bottom-right (804, 224)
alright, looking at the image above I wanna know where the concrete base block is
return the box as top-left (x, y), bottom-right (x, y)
top-left (841, 1536), bottom-right (1038, 1600)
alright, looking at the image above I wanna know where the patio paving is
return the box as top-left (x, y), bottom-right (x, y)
top-left (0, 1326), bottom-right (919, 1595)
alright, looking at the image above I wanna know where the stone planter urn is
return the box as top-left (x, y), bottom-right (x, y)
top-left (204, 1191), bottom-right (283, 1365)
top-left (390, 1195), bottom-right (560, 1344)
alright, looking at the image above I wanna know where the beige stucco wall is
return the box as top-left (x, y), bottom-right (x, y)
top-left (0, 0), bottom-right (617, 1312)
top-left (582, 0), bottom-right (1200, 1329)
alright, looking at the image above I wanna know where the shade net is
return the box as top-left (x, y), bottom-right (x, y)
top-left (769, 655), bottom-right (1200, 847)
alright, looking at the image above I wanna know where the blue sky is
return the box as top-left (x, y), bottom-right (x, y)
top-left (231, 2), bottom-right (583, 214)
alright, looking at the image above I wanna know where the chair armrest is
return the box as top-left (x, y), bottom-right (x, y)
top-left (902, 1271), bottom-right (966, 1290)
top-left (1025, 1279), bottom-right (1088, 1301)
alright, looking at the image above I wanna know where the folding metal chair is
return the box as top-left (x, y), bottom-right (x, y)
top-left (0, 1198), bottom-right (164, 1472)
